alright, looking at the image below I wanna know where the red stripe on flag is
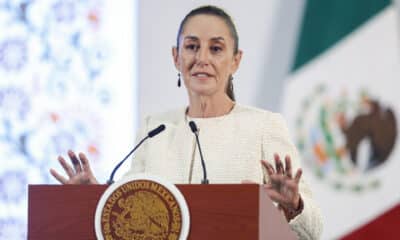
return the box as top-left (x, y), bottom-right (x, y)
top-left (341, 203), bottom-right (400, 240)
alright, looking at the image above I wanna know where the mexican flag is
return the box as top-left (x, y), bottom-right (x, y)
top-left (281, 1), bottom-right (400, 239)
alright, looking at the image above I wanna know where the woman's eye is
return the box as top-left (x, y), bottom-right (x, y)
top-left (210, 46), bottom-right (222, 53)
top-left (185, 44), bottom-right (198, 51)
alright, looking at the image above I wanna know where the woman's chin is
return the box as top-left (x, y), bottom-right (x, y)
top-left (188, 87), bottom-right (216, 98)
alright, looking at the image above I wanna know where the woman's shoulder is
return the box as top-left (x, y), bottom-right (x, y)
top-left (233, 104), bottom-right (290, 136)
top-left (234, 104), bottom-right (285, 122)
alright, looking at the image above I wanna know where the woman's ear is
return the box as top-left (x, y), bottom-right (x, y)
top-left (172, 46), bottom-right (180, 70)
top-left (231, 50), bottom-right (243, 74)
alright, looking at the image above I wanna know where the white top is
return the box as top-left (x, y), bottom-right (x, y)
top-left (126, 104), bottom-right (323, 239)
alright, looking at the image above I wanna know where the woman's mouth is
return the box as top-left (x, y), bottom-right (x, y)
top-left (192, 72), bottom-right (213, 80)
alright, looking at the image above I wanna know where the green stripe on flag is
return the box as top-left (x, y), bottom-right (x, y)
top-left (292, 0), bottom-right (390, 71)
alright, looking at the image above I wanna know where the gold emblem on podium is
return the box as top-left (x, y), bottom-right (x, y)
top-left (95, 175), bottom-right (190, 240)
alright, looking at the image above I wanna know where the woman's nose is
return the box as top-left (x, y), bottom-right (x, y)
top-left (195, 48), bottom-right (210, 64)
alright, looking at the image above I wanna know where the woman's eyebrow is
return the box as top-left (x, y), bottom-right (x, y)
top-left (184, 36), bottom-right (199, 41)
top-left (210, 37), bottom-right (225, 42)
top-left (184, 36), bottom-right (225, 42)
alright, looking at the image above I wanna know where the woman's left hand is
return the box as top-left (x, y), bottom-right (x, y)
top-left (261, 154), bottom-right (303, 220)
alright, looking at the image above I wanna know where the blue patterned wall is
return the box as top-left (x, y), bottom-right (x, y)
top-left (0, 0), bottom-right (136, 238)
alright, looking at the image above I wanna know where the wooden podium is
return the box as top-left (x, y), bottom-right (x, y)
top-left (28, 184), bottom-right (297, 239)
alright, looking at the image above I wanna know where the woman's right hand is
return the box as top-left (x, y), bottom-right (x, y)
top-left (50, 150), bottom-right (99, 184)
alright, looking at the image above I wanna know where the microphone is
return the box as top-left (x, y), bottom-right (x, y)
top-left (107, 124), bottom-right (166, 184)
top-left (188, 121), bottom-right (209, 184)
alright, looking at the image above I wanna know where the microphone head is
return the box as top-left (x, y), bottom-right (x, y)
top-left (148, 124), bottom-right (166, 138)
top-left (189, 121), bottom-right (198, 133)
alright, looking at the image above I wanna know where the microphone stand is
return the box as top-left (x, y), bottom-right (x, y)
top-left (189, 121), bottom-right (209, 184)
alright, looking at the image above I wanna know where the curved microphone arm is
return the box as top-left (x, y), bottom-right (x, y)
top-left (107, 124), bottom-right (165, 185)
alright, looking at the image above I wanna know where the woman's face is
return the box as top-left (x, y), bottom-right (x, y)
top-left (173, 14), bottom-right (242, 99)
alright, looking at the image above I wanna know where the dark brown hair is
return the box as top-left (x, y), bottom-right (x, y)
top-left (176, 5), bottom-right (239, 101)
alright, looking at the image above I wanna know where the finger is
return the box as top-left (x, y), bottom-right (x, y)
top-left (274, 154), bottom-right (284, 175)
top-left (58, 156), bottom-right (75, 178)
top-left (269, 173), bottom-right (285, 182)
top-left (284, 155), bottom-right (293, 178)
top-left (294, 169), bottom-right (303, 184)
top-left (78, 152), bottom-right (92, 173)
top-left (261, 160), bottom-right (275, 175)
top-left (264, 187), bottom-right (286, 203)
top-left (80, 153), bottom-right (99, 184)
top-left (68, 150), bottom-right (82, 173)
top-left (49, 168), bottom-right (68, 184)
top-left (264, 182), bottom-right (273, 189)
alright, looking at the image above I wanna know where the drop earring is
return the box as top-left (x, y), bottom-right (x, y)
top-left (177, 72), bottom-right (181, 87)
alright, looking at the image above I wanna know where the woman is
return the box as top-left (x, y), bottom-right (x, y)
top-left (50, 5), bottom-right (323, 239)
